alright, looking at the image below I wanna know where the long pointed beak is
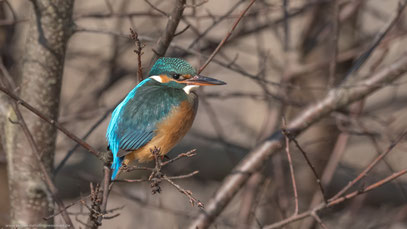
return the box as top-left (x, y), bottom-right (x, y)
top-left (185, 75), bottom-right (226, 86)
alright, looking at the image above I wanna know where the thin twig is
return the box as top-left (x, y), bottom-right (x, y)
top-left (311, 212), bottom-right (328, 229)
top-left (185, 0), bottom-right (208, 8)
top-left (161, 149), bottom-right (196, 166)
top-left (163, 174), bottom-right (204, 208)
top-left (344, 0), bottom-right (407, 79)
top-left (188, 53), bottom-right (407, 229)
top-left (328, 0), bottom-right (340, 86)
top-left (130, 28), bottom-right (145, 82)
top-left (328, 131), bottom-right (407, 201)
top-left (0, 84), bottom-right (102, 159)
top-left (198, 0), bottom-right (256, 74)
top-left (187, 0), bottom-right (244, 49)
top-left (264, 169), bottom-right (407, 229)
top-left (0, 63), bottom-right (74, 228)
top-left (167, 171), bottom-right (199, 180)
top-left (119, 147), bottom-right (201, 207)
top-left (328, 169), bottom-right (407, 206)
top-left (123, 164), bottom-right (154, 172)
top-left (282, 0), bottom-right (290, 51)
top-left (144, 0), bottom-right (168, 17)
top-left (300, 101), bottom-right (365, 229)
top-left (149, 0), bottom-right (186, 66)
top-left (285, 130), bottom-right (327, 203)
top-left (282, 119), bottom-right (299, 215)
top-left (54, 108), bottom-right (112, 175)
top-left (44, 194), bottom-right (92, 220)
top-left (174, 24), bottom-right (190, 37)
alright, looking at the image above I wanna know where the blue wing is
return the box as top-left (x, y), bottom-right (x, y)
top-left (106, 78), bottom-right (188, 180)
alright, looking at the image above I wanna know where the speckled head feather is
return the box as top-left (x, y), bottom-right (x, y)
top-left (148, 57), bottom-right (196, 77)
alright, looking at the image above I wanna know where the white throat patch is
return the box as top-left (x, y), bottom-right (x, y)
top-left (149, 75), bottom-right (163, 83)
top-left (183, 85), bottom-right (199, 94)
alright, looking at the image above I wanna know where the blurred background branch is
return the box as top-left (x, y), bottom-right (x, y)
top-left (0, 0), bottom-right (407, 228)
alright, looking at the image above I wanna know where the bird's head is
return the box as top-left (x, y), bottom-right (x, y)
top-left (148, 57), bottom-right (226, 93)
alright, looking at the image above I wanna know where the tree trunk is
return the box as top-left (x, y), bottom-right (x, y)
top-left (5, 0), bottom-right (74, 225)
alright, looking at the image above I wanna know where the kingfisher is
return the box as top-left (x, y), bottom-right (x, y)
top-left (106, 57), bottom-right (226, 180)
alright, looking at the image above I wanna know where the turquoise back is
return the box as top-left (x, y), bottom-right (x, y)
top-left (106, 78), bottom-right (190, 179)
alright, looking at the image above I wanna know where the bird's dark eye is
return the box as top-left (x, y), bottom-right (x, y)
top-left (172, 73), bottom-right (181, 80)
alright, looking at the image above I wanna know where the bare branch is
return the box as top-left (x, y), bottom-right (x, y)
top-left (130, 28), bottom-right (145, 82)
top-left (188, 54), bottom-right (407, 229)
top-left (286, 132), bottom-right (327, 203)
top-left (282, 123), bottom-right (299, 215)
top-left (161, 149), bottom-right (196, 166)
top-left (328, 131), bottom-right (407, 201)
top-left (0, 62), bottom-right (74, 227)
top-left (149, 0), bottom-right (187, 66)
top-left (0, 84), bottom-right (104, 160)
top-left (264, 169), bottom-right (407, 229)
top-left (344, 0), bottom-right (407, 79)
top-left (198, 0), bottom-right (256, 74)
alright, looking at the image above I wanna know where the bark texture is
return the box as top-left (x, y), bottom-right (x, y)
top-left (5, 0), bottom-right (74, 225)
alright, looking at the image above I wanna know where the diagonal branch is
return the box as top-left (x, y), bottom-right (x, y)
top-left (328, 131), bottom-right (407, 201)
top-left (0, 64), bottom-right (74, 228)
top-left (188, 53), bottom-right (407, 229)
top-left (264, 169), bottom-right (407, 229)
top-left (0, 84), bottom-right (103, 160)
top-left (149, 0), bottom-right (186, 66)
top-left (198, 0), bottom-right (256, 74)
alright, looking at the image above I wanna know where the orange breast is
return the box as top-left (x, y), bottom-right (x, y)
top-left (123, 99), bottom-right (197, 164)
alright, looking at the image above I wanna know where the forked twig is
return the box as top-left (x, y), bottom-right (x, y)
top-left (163, 174), bottom-right (204, 208)
top-left (120, 147), bottom-right (203, 208)
top-left (282, 119), bottom-right (299, 215)
top-left (283, 128), bottom-right (327, 203)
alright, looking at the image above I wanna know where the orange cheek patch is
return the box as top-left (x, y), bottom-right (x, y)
top-left (159, 75), bottom-right (170, 83)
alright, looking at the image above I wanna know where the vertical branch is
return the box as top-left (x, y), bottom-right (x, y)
top-left (282, 0), bottom-right (290, 52)
top-left (329, 0), bottom-right (339, 86)
top-left (282, 124), bottom-right (299, 215)
top-left (0, 62), bottom-right (73, 227)
top-left (88, 166), bottom-right (112, 228)
top-left (236, 171), bottom-right (265, 229)
top-left (130, 28), bottom-right (145, 82)
top-left (4, 0), bottom-right (74, 225)
top-left (149, 0), bottom-right (187, 66)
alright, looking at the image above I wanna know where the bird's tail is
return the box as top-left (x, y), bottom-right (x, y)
top-left (111, 156), bottom-right (124, 180)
